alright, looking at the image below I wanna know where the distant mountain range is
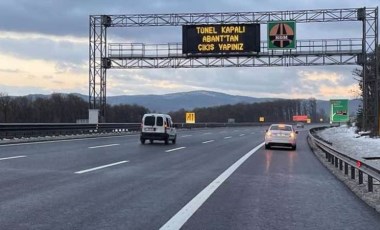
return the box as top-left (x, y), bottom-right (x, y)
top-left (23, 90), bottom-right (361, 115)
top-left (106, 91), bottom-right (277, 112)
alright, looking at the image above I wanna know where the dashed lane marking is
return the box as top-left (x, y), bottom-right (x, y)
top-left (88, 144), bottom-right (120, 149)
top-left (0, 156), bottom-right (26, 161)
top-left (165, 147), bottom-right (186, 153)
top-left (75, 161), bottom-right (128, 174)
top-left (202, 140), bottom-right (215, 144)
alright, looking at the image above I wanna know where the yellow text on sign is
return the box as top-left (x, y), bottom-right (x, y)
top-left (259, 117), bottom-right (265, 122)
top-left (186, 112), bottom-right (196, 124)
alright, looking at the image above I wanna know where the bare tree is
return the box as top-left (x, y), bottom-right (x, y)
top-left (0, 92), bottom-right (11, 122)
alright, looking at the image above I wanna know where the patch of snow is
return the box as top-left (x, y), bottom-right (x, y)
top-left (318, 125), bottom-right (380, 169)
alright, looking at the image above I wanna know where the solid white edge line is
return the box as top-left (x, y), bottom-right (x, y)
top-left (75, 160), bottom-right (128, 174)
top-left (224, 136), bottom-right (232, 139)
top-left (202, 140), bottom-right (215, 144)
top-left (159, 142), bottom-right (265, 230)
top-left (165, 147), bottom-right (186, 153)
top-left (0, 155), bottom-right (27, 161)
top-left (88, 144), bottom-right (120, 149)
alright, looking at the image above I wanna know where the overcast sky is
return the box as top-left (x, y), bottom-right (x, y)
top-left (0, 0), bottom-right (378, 100)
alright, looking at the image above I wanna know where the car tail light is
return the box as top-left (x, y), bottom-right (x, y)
top-left (290, 132), bottom-right (295, 138)
top-left (266, 131), bottom-right (272, 137)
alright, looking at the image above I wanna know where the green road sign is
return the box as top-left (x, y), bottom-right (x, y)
top-left (268, 21), bottom-right (296, 49)
top-left (330, 99), bottom-right (349, 122)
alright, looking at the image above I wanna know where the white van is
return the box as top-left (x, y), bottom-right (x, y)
top-left (140, 113), bottom-right (177, 144)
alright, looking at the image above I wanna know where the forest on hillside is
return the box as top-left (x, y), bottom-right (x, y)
top-left (0, 93), bottom-right (324, 123)
top-left (169, 98), bottom-right (325, 123)
top-left (0, 93), bottom-right (148, 123)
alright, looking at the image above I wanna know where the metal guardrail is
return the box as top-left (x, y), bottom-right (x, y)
top-left (0, 123), bottom-right (142, 139)
top-left (0, 122), bottom-right (269, 139)
top-left (309, 127), bottom-right (380, 192)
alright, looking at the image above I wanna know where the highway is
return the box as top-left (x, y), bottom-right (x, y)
top-left (0, 126), bottom-right (379, 230)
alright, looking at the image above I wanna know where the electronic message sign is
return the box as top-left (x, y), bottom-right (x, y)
top-left (293, 115), bottom-right (308, 122)
top-left (182, 24), bottom-right (260, 54)
top-left (268, 21), bottom-right (296, 49)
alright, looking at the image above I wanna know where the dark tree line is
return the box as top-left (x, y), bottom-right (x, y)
top-left (353, 45), bottom-right (379, 131)
top-left (169, 98), bottom-right (323, 123)
top-left (0, 92), bottom-right (324, 124)
top-left (0, 93), bottom-right (149, 123)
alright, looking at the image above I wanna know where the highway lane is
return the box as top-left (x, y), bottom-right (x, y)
top-left (182, 129), bottom-right (380, 230)
top-left (0, 126), bottom-right (379, 229)
top-left (0, 126), bottom-right (265, 229)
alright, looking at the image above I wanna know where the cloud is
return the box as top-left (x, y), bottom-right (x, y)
top-left (0, 0), bottom-right (375, 99)
top-left (0, 32), bottom-right (87, 64)
top-left (299, 71), bottom-right (342, 84)
top-left (0, 53), bottom-right (88, 96)
top-left (0, 68), bottom-right (22, 73)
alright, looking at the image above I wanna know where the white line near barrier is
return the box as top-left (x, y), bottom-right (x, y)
top-left (0, 155), bottom-right (26, 161)
top-left (0, 135), bottom-right (137, 147)
top-left (88, 144), bottom-right (120, 149)
top-left (75, 161), bottom-right (128, 174)
top-left (165, 147), bottom-right (186, 153)
top-left (159, 142), bottom-right (265, 230)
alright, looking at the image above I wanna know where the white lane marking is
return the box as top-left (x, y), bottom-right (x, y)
top-left (202, 132), bottom-right (212, 135)
top-left (160, 142), bottom-right (265, 230)
top-left (224, 136), bottom-right (232, 139)
top-left (0, 135), bottom-right (138, 147)
top-left (75, 161), bottom-right (128, 174)
top-left (202, 140), bottom-right (215, 144)
top-left (88, 144), bottom-right (120, 149)
top-left (0, 155), bottom-right (27, 161)
top-left (165, 147), bottom-right (186, 153)
top-left (239, 134), bottom-right (245, 137)
top-left (181, 135), bottom-right (192, 138)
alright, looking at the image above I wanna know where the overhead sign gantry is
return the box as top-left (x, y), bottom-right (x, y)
top-left (89, 7), bottom-right (378, 134)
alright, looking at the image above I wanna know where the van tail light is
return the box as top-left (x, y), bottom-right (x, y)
top-left (266, 131), bottom-right (272, 137)
top-left (290, 132), bottom-right (295, 138)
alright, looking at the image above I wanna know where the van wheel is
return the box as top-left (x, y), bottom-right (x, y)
top-left (164, 139), bottom-right (169, 145)
top-left (172, 137), bottom-right (176, 144)
top-left (292, 145), bottom-right (297, 150)
top-left (150, 140), bottom-right (154, 144)
top-left (265, 144), bottom-right (270, 149)
top-left (140, 138), bottom-right (145, 144)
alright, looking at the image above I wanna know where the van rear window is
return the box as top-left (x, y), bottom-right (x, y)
top-left (144, 116), bottom-right (155, 126)
top-left (156, 117), bottom-right (164, 126)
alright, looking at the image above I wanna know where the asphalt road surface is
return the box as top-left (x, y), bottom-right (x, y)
top-left (0, 126), bottom-right (379, 230)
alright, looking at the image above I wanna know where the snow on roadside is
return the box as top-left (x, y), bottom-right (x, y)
top-left (318, 125), bottom-right (380, 169)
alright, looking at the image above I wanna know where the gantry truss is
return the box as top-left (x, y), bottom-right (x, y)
top-left (90, 7), bottom-right (378, 134)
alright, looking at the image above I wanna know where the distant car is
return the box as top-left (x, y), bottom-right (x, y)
top-left (296, 122), bottom-right (304, 128)
top-left (140, 113), bottom-right (177, 145)
top-left (265, 124), bottom-right (298, 150)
